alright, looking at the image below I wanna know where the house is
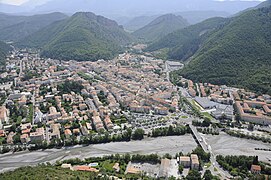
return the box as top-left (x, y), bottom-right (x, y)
top-left (64, 129), bottom-right (72, 138)
top-left (0, 129), bottom-right (6, 137)
top-left (159, 158), bottom-right (170, 178)
top-left (251, 165), bottom-right (261, 174)
top-left (86, 122), bottom-right (92, 130)
top-left (113, 163), bottom-right (120, 172)
top-left (92, 115), bottom-right (105, 131)
top-left (179, 156), bottom-right (191, 168)
top-left (80, 126), bottom-right (89, 136)
top-left (79, 103), bottom-right (87, 111)
top-left (30, 128), bottom-right (45, 142)
top-left (18, 95), bottom-right (27, 106)
top-left (61, 163), bottom-right (72, 170)
top-left (47, 106), bottom-right (61, 120)
top-left (21, 123), bottom-right (32, 131)
top-left (20, 134), bottom-right (30, 143)
top-left (191, 154), bottom-right (200, 170)
top-left (73, 128), bottom-right (80, 135)
top-left (50, 123), bottom-right (61, 139)
top-left (104, 116), bottom-right (114, 130)
top-left (6, 132), bottom-right (14, 144)
top-left (0, 106), bottom-right (8, 123)
top-left (72, 165), bottom-right (99, 172)
top-left (154, 106), bottom-right (169, 115)
top-left (125, 162), bottom-right (141, 175)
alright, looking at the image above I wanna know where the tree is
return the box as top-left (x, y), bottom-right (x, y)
top-left (131, 128), bottom-right (144, 140)
top-left (13, 134), bottom-right (21, 144)
top-left (202, 118), bottom-right (211, 127)
top-left (186, 169), bottom-right (201, 180)
top-left (192, 146), bottom-right (210, 163)
top-left (203, 170), bottom-right (213, 180)
top-left (178, 165), bottom-right (184, 174)
top-left (248, 123), bottom-right (254, 131)
top-left (253, 156), bottom-right (259, 165)
top-left (163, 153), bottom-right (172, 159)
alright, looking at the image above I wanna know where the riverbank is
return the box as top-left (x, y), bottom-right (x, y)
top-left (0, 135), bottom-right (197, 173)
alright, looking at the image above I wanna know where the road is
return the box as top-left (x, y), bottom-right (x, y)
top-left (32, 90), bottom-right (36, 125)
top-left (19, 60), bottom-right (23, 77)
top-left (165, 61), bottom-right (170, 82)
top-left (195, 83), bottom-right (201, 97)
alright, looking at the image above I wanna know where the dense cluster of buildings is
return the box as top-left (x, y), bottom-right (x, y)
top-left (0, 50), bottom-right (180, 146)
top-left (234, 90), bottom-right (271, 125)
top-left (179, 79), bottom-right (235, 120)
top-left (179, 77), bottom-right (271, 125)
top-left (88, 53), bottom-right (179, 115)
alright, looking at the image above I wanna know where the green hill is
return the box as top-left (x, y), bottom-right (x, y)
top-left (0, 12), bottom-right (68, 42)
top-left (132, 14), bottom-right (189, 42)
top-left (0, 165), bottom-right (96, 180)
top-left (0, 41), bottom-right (11, 67)
top-left (18, 12), bottom-right (133, 61)
top-left (146, 17), bottom-right (227, 60)
top-left (180, 6), bottom-right (271, 95)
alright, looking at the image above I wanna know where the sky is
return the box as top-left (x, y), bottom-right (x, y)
top-left (0, 0), bottom-right (265, 5)
top-left (0, 0), bottom-right (49, 5)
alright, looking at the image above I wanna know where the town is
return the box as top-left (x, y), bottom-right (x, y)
top-left (0, 47), bottom-right (270, 179)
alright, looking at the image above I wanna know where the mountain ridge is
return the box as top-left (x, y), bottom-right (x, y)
top-left (146, 17), bottom-right (228, 60)
top-left (17, 12), bottom-right (133, 61)
top-left (0, 12), bottom-right (68, 42)
top-left (179, 6), bottom-right (271, 94)
top-left (132, 14), bottom-right (189, 42)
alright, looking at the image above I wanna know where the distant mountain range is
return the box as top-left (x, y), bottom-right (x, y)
top-left (123, 15), bottom-right (160, 32)
top-left (17, 12), bottom-right (133, 61)
top-left (176, 11), bottom-right (230, 24)
top-left (132, 14), bottom-right (189, 42)
top-left (0, 0), bottom-right (262, 17)
top-left (0, 12), bottom-right (68, 42)
top-left (122, 11), bottom-right (229, 32)
top-left (153, 1), bottom-right (271, 94)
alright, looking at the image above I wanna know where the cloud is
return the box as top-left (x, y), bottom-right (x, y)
top-left (1, 0), bottom-right (27, 5)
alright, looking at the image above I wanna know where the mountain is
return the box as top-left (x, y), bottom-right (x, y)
top-left (235, 0), bottom-right (271, 16)
top-left (0, 41), bottom-right (11, 67)
top-left (123, 15), bottom-right (159, 32)
top-left (121, 10), bottom-right (229, 32)
top-left (0, 12), bottom-right (68, 42)
top-left (179, 6), bottom-right (271, 95)
top-left (18, 12), bottom-right (133, 61)
top-left (132, 14), bottom-right (189, 42)
top-left (176, 11), bottom-right (230, 24)
top-left (146, 17), bottom-right (227, 60)
top-left (252, 0), bottom-right (271, 9)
